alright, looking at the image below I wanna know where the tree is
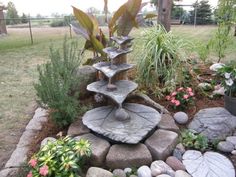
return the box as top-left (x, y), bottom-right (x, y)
top-left (171, 4), bottom-right (185, 20)
top-left (86, 7), bottom-right (100, 15)
top-left (6, 1), bottom-right (19, 25)
top-left (189, 0), bottom-right (213, 25)
top-left (21, 13), bottom-right (28, 23)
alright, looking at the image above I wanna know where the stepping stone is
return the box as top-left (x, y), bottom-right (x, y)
top-left (74, 133), bottom-right (110, 167)
top-left (145, 129), bottom-right (178, 160)
top-left (67, 119), bottom-right (90, 136)
top-left (158, 114), bottom-right (180, 133)
top-left (188, 107), bottom-right (236, 140)
top-left (183, 150), bottom-right (235, 177)
top-left (150, 160), bottom-right (174, 177)
top-left (106, 143), bottom-right (152, 169)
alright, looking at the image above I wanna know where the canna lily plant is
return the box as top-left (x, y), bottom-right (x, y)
top-left (71, 0), bottom-right (156, 62)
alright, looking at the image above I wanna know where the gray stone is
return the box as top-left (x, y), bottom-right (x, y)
top-left (5, 146), bottom-right (29, 168)
top-left (106, 143), bottom-right (152, 169)
top-left (217, 141), bottom-right (234, 152)
top-left (165, 156), bottom-right (185, 171)
top-left (213, 86), bottom-right (225, 96)
top-left (74, 65), bottom-right (97, 98)
top-left (17, 130), bottom-right (37, 148)
top-left (86, 167), bottom-right (113, 177)
top-left (173, 149), bottom-right (183, 161)
top-left (124, 168), bottom-right (132, 174)
top-left (183, 150), bottom-right (235, 177)
top-left (175, 170), bottom-right (191, 177)
top-left (93, 62), bottom-right (134, 79)
top-left (87, 80), bottom-right (138, 106)
top-left (209, 63), bottom-right (225, 71)
top-left (137, 165), bottom-right (152, 177)
top-left (173, 112), bottom-right (188, 124)
top-left (145, 130), bottom-right (178, 160)
top-left (0, 168), bottom-right (18, 177)
top-left (157, 175), bottom-right (171, 177)
top-left (158, 114), bottom-right (180, 133)
top-left (176, 143), bottom-right (185, 153)
top-left (67, 119), bottom-right (90, 136)
top-left (231, 150), bottom-right (236, 155)
top-left (74, 133), bottom-right (110, 167)
top-left (113, 169), bottom-right (126, 177)
top-left (198, 83), bottom-right (212, 91)
top-left (150, 160), bottom-right (175, 177)
top-left (188, 107), bottom-right (236, 140)
top-left (41, 137), bottom-right (57, 148)
top-left (33, 107), bottom-right (48, 119)
top-left (83, 103), bottom-right (161, 144)
top-left (130, 175), bottom-right (138, 177)
top-left (226, 136), bottom-right (236, 145)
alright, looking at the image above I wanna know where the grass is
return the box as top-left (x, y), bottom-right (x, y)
top-left (0, 25), bottom-right (236, 169)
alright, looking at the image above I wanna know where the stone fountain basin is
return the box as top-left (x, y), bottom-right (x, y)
top-left (82, 103), bottom-right (161, 144)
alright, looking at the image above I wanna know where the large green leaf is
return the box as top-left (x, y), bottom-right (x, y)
top-left (144, 13), bottom-right (157, 20)
top-left (72, 6), bottom-right (94, 35)
top-left (90, 15), bottom-right (99, 36)
top-left (109, 3), bottom-right (127, 29)
top-left (126, 0), bottom-right (142, 17)
top-left (90, 36), bottom-right (105, 55)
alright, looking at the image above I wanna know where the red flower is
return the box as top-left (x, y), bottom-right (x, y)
top-left (177, 87), bottom-right (184, 91)
top-left (175, 100), bottom-right (180, 106)
top-left (171, 99), bottom-right (176, 104)
top-left (165, 95), bottom-right (171, 101)
top-left (187, 87), bottom-right (192, 92)
top-left (39, 165), bottom-right (49, 176)
top-left (27, 171), bottom-right (33, 177)
top-left (29, 159), bottom-right (37, 168)
top-left (183, 94), bottom-right (189, 99)
top-left (171, 92), bottom-right (177, 96)
top-left (189, 92), bottom-right (194, 97)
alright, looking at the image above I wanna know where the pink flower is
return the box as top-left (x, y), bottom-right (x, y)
top-left (29, 159), bottom-right (37, 168)
top-left (175, 100), bottom-right (180, 106)
top-left (183, 94), bottom-right (189, 99)
top-left (187, 87), bottom-right (192, 92)
top-left (171, 99), bottom-right (176, 104)
top-left (189, 92), bottom-right (194, 97)
top-left (39, 165), bottom-right (49, 176)
top-left (177, 87), bottom-right (184, 91)
top-left (27, 171), bottom-right (33, 177)
top-left (171, 92), bottom-right (177, 96)
top-left (166, 95), bottom-right (171, 101)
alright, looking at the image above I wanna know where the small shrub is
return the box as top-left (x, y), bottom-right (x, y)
top-left (181, 130), bottom-right (208, 151)
top-left (27, 136), bottom-right (91, 177)
top-left (34, 39), bottom-right (82, 127)
top-left (50, 20), bottom-right (66, 27)
top-left (166, 87), bottom-right (194, 110)
top-left (137, 25), bottom-right (192, 97)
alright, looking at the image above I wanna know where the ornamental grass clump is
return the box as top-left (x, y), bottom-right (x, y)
top-left (27, 136), bottom-right (91, 177)
top-left (166, 87), bottom-right (194, 110)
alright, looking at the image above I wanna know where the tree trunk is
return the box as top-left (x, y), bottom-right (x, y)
top-left (0, 7), bottom-right (7, 34)
top-left (157, 0), bottom-right (172, 32)
top-left (234, 26), bottom-right (236, 36)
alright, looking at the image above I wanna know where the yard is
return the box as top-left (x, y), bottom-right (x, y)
top-left (0, 25), bottom-right (236, 172)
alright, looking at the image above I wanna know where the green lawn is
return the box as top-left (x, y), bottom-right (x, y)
top-left (0, 25), bottom-right (235, 169)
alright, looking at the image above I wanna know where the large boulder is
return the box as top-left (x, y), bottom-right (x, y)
top-left (188, 107), bottom-right (236, 140)
top-left (74, 133), bottom-right (110, 166)
top-left (145, 130), bottom-right (178, 160)
top-left (106, 143), bottom-right (152, 169)
top-left (86, 167), bottom-right (113, 177)
top-left (74, 65), bottom-right (97, 98)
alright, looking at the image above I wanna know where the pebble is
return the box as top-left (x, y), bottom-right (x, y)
top-left (166, 156), bottom-right (186, 171)
top-left (150, 160), bottom-right (174, 177)
top-left (217, 141), bottom-right (234, 152)
top-left (173, 112), bottom-right (188, 124)
top-left (175, 170), bottom-right (191, 177)
top-left (173, 149), bottom-right (183, 161)
top-left (176, 143), bottom-right (185, 153)
top-left (198, 83), bottom-right (212, 91)
top-left (209, 63), bottom-right (225, 71)
top-left (231, 150), bottom-right (236, 155)
top-left (113, 169), bottom-right (126, 177)
top-left (226, 136), bottom-right (236, 146)
top-left (157, 175), bottom-right (171, 177)
top-left (130, 175), bottom-right (138, 177)
top-left (124, 168), bottom-right (132, 174)
top-left (40, 137), bottom-right (56, 148)
top-left (137, 165), bottom-right (152, 177)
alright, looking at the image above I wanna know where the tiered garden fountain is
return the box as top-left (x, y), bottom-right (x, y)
top-left (82, 36), bottom-right (161, 144)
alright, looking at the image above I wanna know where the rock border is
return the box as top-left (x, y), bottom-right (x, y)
top-left (0, 107), bottom-right (48, 177)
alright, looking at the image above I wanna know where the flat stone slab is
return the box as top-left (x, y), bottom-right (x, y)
top-left (74, 133), bottom-right (110, 167)
top-left (188, 107), bottom-right (236, 140)
top-left (103, 47), bottom-right (132, 59)
top-left (83, 103), bottom-right (161, 144)
top-left (158, 114), bottom-right (180, 133)
top-left (145, 129), bottom-right (178, 160)
top-left (183, 150), bottom-right (235, 177)
top-left (110, 36), bottom-right (134, 45)
top-left (87, 80), bottom-right (137, 106)
top-left (67, 119), bottom-right (90, 136)
top-left (106, 143), bottom-right (152, 169)
top-left (93, 62), bottom-right (134, 79)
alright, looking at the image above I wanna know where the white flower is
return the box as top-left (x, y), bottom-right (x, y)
top-left (224, 72), bottom-right (231, 79)
top-left (226, 79), bottom-right (234, 86)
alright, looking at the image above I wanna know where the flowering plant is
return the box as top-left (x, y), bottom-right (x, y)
top-left (217, 62), bottom-right (236, 97)
top-left (166, 87), bottom-right (194, 110)
top-left (27, 136), bottom-right (91, 177)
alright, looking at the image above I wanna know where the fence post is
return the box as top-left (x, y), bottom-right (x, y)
top-left (28, 15), bottom-right (34, 44)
